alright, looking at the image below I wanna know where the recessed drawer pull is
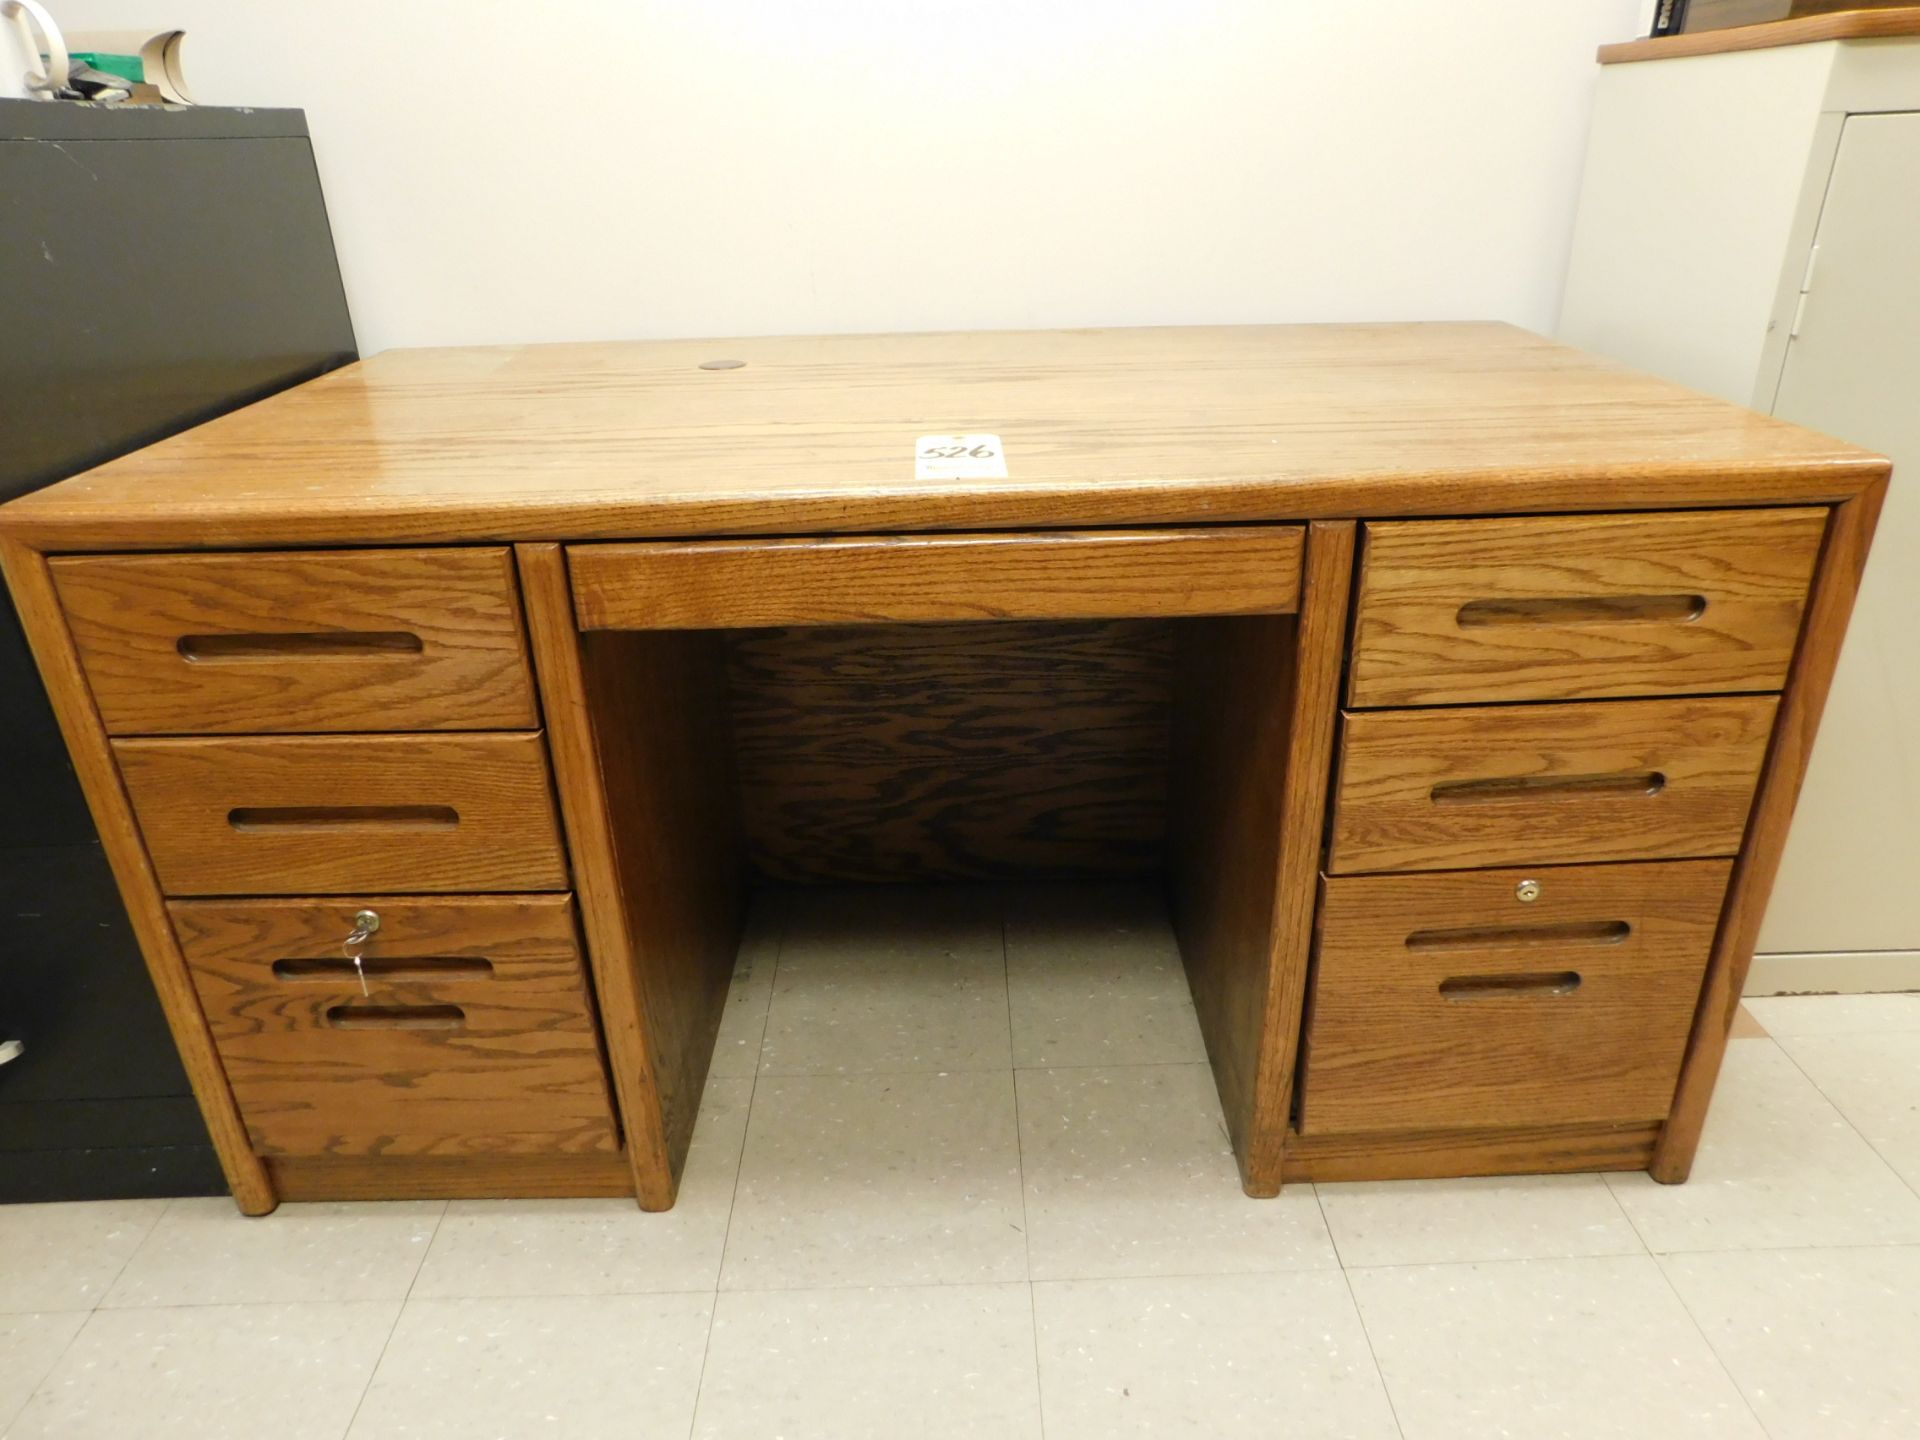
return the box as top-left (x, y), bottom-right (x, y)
top-left (1438, 971), bottom-right (1583, 1000)
top-left (227, 805), bottom-right (461, 832)
top-left (1430, 771), bottom-right (1666, 805)
top-left (1455, 594), bottom-right (1706, 628)
top-left (273, 956), bottom-right (495, 983)
top-left (1406, 920), bottom-right (1630, 953)
top-left (177, 631), bottom-right (426, 662)
top-left (324, 1003), bottom-right (466, 1030)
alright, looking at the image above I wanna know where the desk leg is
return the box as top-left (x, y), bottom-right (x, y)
top-left (1169, 520), bottom-right (1355, 1197)
top-left (1653, 480), bottom-right (1886, 1181)
top-left (517, 544), bottom-right (745, 1210)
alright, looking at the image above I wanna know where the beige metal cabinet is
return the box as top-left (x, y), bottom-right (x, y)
top-left (1561, 39), bottom-right (1920, 991)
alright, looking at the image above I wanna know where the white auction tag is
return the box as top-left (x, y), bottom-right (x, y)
top-left (915, 434), bottom-right (1007, 480)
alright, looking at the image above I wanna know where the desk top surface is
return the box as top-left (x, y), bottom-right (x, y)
top-left (1, 323), bottom-right (1884, 552)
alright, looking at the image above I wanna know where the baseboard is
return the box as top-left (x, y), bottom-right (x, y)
top-left (1745, 950), bottom-right (1920, 996)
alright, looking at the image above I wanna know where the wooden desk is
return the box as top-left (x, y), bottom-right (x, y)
top-left (0, 324), bottom-right (1888, 1214)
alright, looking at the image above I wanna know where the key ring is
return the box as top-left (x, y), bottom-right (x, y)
top-left (343, 909), bottom-right (381, 997)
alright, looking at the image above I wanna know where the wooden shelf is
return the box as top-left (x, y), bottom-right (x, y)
top-left (1600, 7), bottom-right (1920, 63)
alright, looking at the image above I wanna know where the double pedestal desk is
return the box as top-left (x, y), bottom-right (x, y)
top-left (0, 325), bottom-right (1887, 1214)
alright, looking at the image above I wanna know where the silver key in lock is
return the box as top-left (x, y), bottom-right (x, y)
top-left (342, 909), bottom-right (381, 997)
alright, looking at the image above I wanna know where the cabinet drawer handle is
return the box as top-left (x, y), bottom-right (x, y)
top-left (1430, 771), bottom-right (1666, 805)
top-left (325, 1003), bottom-right (465, 1030)
top-left (1455, 595), bottom-right (1706, 628)
top-left (227, 805), bottom-right (460, 832)
top-left (1439, 971), bottom-right (1582, 1000)
top-left (275, 956), bottom-right (495, 983)
top-left (178, 631), bottom-right (424, 661)
top-left (1407, 920), bottom-right (1629, 953)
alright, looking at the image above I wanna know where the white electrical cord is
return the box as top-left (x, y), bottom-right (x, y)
top-left (4, 0), bottom-right (70, 98)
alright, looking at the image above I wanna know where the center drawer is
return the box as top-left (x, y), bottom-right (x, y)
top-left (1300, 860), bottom-right (1732, 1134)
top-left (116, 732), bottom-right (570, 895)
top-left (171, 895), bottom-right (618, 1157)
top-left (1328, 695), bottom-right (1777, 874)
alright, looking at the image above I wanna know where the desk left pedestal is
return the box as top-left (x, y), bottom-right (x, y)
top-left (0, 539), bottom-right (646, 1212)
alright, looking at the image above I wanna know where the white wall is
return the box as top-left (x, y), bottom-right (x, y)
top-left (35, 1), bottom-right (1642, 354)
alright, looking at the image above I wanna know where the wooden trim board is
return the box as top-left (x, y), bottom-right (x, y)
top-left (517, 544), bottom-right (679, 1207)
top-left (268, 1152), bottom-right (633, 1201)
top-left (1283, 1121), bottom-right (1661, 1182)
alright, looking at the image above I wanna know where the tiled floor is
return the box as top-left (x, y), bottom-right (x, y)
top-left (5, 885), bottom-right (1920, 1439)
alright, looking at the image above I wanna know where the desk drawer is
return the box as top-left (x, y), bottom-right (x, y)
top-left (53, 548), bottom-right (538, 734)
top-left (570, 527), bottom-right (1306, 630)
top-left (1348, 509), bottom-right (1826, 707)
top-left (116, 733), bottom-right (570, 895)
top-left (1329, 696), bottom-right (1776, 873)
top-left (171, 895), bottom-right (617, 1157)
top-left (1300, 860), bottom-right (1730, 1134)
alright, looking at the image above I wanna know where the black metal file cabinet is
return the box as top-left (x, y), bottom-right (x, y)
top-left (0, 99), bottom-right (358, 1200)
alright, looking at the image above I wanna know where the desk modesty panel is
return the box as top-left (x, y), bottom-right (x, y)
top-left (0, 324), bottom-right (1888, 1215)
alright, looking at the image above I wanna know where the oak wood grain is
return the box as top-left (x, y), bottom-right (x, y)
top-left (728, 620), bottom-right (1171, 882)
top-left (1300, 861), bottom-right (1732, 1134)
top-left (114, 732), bottom-right (570, 895)
top-left (570, 528), bottom-right (1304, 630)
top-left (517, 543), bottom-right (745, 1210)
top-left (0, 537), bottom-right (277, 1212)
top-left (1329, 696), bottom-right (1779, 873)
top-left (268, 1151), bottom-right (634, 1200)
top-left (1655, 480), bottom-right (1888, 1180)
top-left (1169, 522), bottom-right (1355, 1197)
top-left (1600, 6), bottom-right (1920, 61)
top-left (1169, 615), bottom-right (1296, 1185)
top-left (1282, 1121), bottom-right (1661, 1182)
top-left (1349, 509), bottom-right (1826, 707)
top-left (173, 894), bottom-right (617, 1157)
top-left (52, 547), bottom-right (538, 734)
top-left (0, 326), bottom-right (1884, 552)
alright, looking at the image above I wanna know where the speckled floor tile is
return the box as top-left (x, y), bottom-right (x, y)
top-left (708, 894), bottom-right (785, 1079)
top-left (721, 1070), bottom-right (1025, 1289)
top-left (9, 1301), bottom-right (395, 1440)
top-left (347, 1293), bottom-right (712, 1439)
top-left (1004, 882), bottom-right (1205, 1068)
top-left (1662, 1245), bottom-right (1920, 1440)
top-left (1742, 992), bottom-right (1920, 1036)
top-left (410, 1079), bottom-right (750, 1298)
top-left (694, 1283), bottom-right (1041, 1439)
top-left (758, 887), bottom-right (1011, 1075)
top-left (1772, 1029), bottom-right (1920, 1191)
top-left (0, 1199), bottom-right (167, 1313)
top-left (1319, 1173), bottom-right (1644, 1268)
top-left (0, 1311), bottom-right (86, 1433)
top-left (1350, 1254), bottom-right (1765, 1439)
top-left (1017, 1063), bottom-right (1337, 1279)
top-left (1033, 1271), bottom-right (1398, 1439)
top-left (1604, 1040), bottom-right (1920, 1253)
top-left (102, 1199), bottom-right (443, 1307)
